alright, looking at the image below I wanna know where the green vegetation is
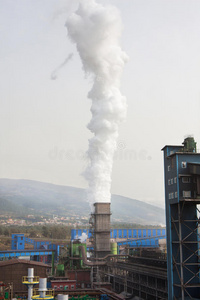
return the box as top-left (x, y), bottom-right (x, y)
top-left (111, 223), bottom-right (164, 229)
top-left (0, 224), bottom-right (72, 240)
top-left (0, 224), bottom-right (74, 249)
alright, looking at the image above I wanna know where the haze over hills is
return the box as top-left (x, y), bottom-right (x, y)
top-left (0, 179), bottom-right (165, 225)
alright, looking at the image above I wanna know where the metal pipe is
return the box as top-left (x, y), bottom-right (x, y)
top-left (79, 246), bottom-right (106, 266)
top-left (27, 268), bottom-right (34, 300)
top-left (78, 245), bottom-right (130, 266)
top-left (57, 295), bottom-right (68, 300)
top-left (38, 278), bottom-right (47, 298)
top-left (28, 268), bottom-right (34, 282)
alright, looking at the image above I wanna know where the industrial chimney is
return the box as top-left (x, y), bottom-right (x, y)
top-left (92, 202), bottom-right (111, 258)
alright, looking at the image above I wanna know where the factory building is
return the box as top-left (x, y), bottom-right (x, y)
top-left (162, 136), bottom-right (200, 299)
top-left (0, 259), bottom-right (50, 294)
top-left (51, 279), bottom-right (76, 291)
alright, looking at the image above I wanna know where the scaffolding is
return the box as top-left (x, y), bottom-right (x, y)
top-left (170, 199), bottom-right (200, 299)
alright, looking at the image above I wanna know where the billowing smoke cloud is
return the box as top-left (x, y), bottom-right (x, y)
top-left (51, 53), bottom-right (73, 80)
top-left (66, 0), bottom-right (128, 208)
top-left (74, 232), bottom-right (87, 243)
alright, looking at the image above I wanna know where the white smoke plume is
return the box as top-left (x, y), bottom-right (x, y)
top-left (51, 53), bottom-right (73, 80)
top-left (66, 0), bottom-right (128, 208)
top-left (80, 232), bottom-right (87, 243)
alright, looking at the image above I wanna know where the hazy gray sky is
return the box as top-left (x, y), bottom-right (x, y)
top-left (1, 0), bottom-right (200, 208)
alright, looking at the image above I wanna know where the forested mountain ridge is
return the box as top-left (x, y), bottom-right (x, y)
top-left (0, 179), bottom-right (165, 225)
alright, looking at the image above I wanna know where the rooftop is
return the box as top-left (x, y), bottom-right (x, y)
top-left (0, 259), bottom-right (50, 267)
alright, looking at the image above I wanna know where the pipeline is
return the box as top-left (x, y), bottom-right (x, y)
top-left (78, 246), bottom-right (106, 266)
top-left (78, 246), bottom-right (130, 266)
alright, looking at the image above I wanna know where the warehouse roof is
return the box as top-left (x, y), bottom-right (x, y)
top-left (0, 259), bottom-right (50, 267)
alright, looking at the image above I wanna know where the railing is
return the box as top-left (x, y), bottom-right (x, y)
top-left (22, 276), bottom-right (39, 283)
top-left (32, 288), bottom-right (54, 298)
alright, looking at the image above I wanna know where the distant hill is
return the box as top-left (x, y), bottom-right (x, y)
top-left (0, 179), bottom-right (165, 225)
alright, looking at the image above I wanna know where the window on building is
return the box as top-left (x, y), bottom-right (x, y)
top-left (71, 285), bottom-right (74, 289)
top-left (171, 157), bottom-right (175, 168)
top-left (183, 191), bottom-right (191, 198)
top-left (171, 178), bottom-right (173, 184)
top-left (182, 177), bottom-right (191, 183)
top-left (171, 192), bottom-right (174, 199)
top-left (47, 268), bottom-right (51, 275)
top-left (182, 162), bottom-right (187, 168)
top-left (64, 285), bottom-right (68, 290)
top-left (60, 285), bottom-right (63, 290)
top-left (54, 286), bottom-right (57, 290)
top-left (174, 177), bottom-right (177, 184)
top-left (168, 179), bottom-right (171, 185)
top-left (168, 165), bottom-right (171, 171)
top-left (169, 193), bottom-right (171, 200)
top-left (175, 191), bottom-right (178, 198)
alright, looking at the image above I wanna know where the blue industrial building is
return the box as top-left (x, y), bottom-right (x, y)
top-left (11, 233), bottom-right (26, 250)
top-left (0, 234), bottom-right (60, 263)
top-left (71, 228), bottom-right (166, 248)
top-left (117, 236), bottom-right (165, 248)
top-left (0, 249), bottom-right (54, 260)
top-left (71, 228), bottom-right (165, 240)
top-left (162, 136), bottom-right (200, 299)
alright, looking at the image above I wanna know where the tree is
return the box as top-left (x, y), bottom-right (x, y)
top-left (42, 226), bottom-right (50, 238)
top-left (0, 226), bottom-right (3, 235)
top-left (4, 228), bottom-right (10, 236)
top-left (51, 226), bottom-right (66, 239)
top-left (29, 229), bottom-right (37, 238)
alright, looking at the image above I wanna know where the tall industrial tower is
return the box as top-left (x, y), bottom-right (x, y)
top-left (92, 202), bottom-right (111, 259)
top-left (162, 136), bottom-right (200, 299)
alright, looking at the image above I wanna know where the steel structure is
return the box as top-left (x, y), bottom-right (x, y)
top-left (11, 234), bottom-right (60, 262)
top-left (0, 249), bottom-right (54, 260)
top-left (102, 255), bottom-right (168, 299)
top-left (162, 137), bottom-right (200, 299)
top-left (117, 235), bottom-right (166, 248)
top-left (22, 268), bottom-right (39, 300)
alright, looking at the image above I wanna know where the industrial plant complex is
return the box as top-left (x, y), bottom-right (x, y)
top-left (0, 136), bottom-right (200, 300)
top-left (1, 0), bottom-right (199, 298)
